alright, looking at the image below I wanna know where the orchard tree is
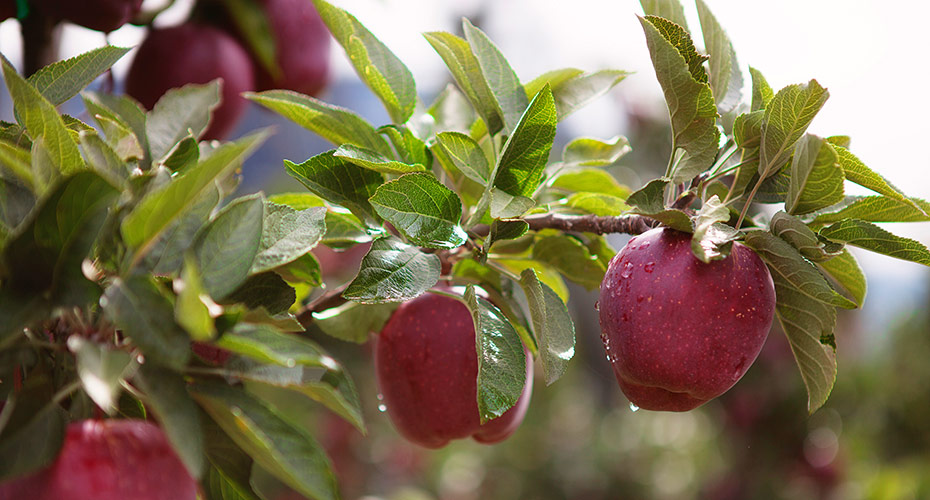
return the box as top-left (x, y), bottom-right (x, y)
top-left (2, 0), bottom-right (930, 498)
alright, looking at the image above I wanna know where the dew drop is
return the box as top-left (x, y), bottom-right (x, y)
top-left (620, 261), bottom-right (634, 278)
top-left (640, 241), bottom-right (650, 250)
top-left (378, 404), bottom-right (387, 412)
top-left (594, 301), bottom-right (600, 311)
top-left (376, 393), bottom-right (384, 401)
top-left (629, 403), bottom-right (640, 412)
top-left (285, 358), bottom-right (296, 368)
top-left (644, 262), bottom-right (655, 273)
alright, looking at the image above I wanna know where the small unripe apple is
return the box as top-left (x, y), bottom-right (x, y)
top-left (598, 227), bottom-right (775, 411)
top-left (33, 0), bottom-right (143, 32)
top-left (0, 419), bottom-right (197, 500)
top-left (376, 291), bottom-right (533, 448)
top-left (125, 23), bottom-right (255, 140)
top-left (251, 0), bottom-right (331, 96)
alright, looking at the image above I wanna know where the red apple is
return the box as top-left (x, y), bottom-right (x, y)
top-left (376, 291), bottom-right (533, 448)
top-left (0, 419), bottom-right (197, 500)
top-left (125, 23), bottom-right (255, 140)
top-left (250, 0), bottom-right (331, 96)
top-left (598, 227), bottom-right (775, 411)
top-left (191, 341), bottom-right (231, 365)
top-left (34, 0), bottom-right (142, 32)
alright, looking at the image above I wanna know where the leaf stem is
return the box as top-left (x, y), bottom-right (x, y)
top-left (735, 174), bottom-right (767, 228)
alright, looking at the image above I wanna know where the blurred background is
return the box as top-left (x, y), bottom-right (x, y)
top-left (2, 0), bottom-right (930, 498)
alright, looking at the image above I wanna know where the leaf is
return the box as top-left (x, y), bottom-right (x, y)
top-left (696, 0), bottom-right (742, 113)
top-left (2, 57), bottom-right (84, 175)
top-left (819, 219), bottom-right (930, 266)
top-left (625, 179), bottom-right (692, 232)
top-left (485, 219), bottom-right (529, 251)
top-left (770, 211), bottom-right (843, 262)
top-left (425, 83), bottom-right (476, 134)
top-left (146, 81), bottom-right (220, 162)
top-left (551, 168), bottom-right (630, 198)
top-left (0, 406), bottom-right (66, 481)
top-left (529, 70), bottom-right (630, 122)
top-left (817, 248), bottom-right (866, 307)
top-left (435, 131), bottom-right (489, 184)
top-left (267, 192), bottom-right (376, 248)
top-left (461, 19), bottom-right (529, 134)
top-left (342, 237), bottom-right (440, 303)
top-left (463, 286), bottom-right (527, 423)
top-left (134, 363), bottom-right (205, 479)
top-left (101, 276), bottom-right (191, 370)
top-left (82, 91), bottom-right (150, 166)
top-left (191, 382), bottom-right (338, 500)
top-left (252, 204), bottom-right (326, 275)
top-left (369, 172), bottom-right (467, 248)
top-left (564, 192), bottom-right (630, 216)
top-left (759, 80), bottom-right (829, 177)
top-left (176, 255), bottom-right (219, 341)
top-left (284, 150), bottom-right (384, 225)
top-left (377, 124), bottom-right (430, 167)
top-left (223, 272), bottom-right (296, 316)
top-left (691, 195), bottom-right (739, 262)
top-left (640, 0), bottom-right (689, 29)
top-left (519, 269), bottom-right (574, 385)
top-left (810, 195), bottom-right (930, 227)
top-left (224, 0), bottom-right (279, 79)
top-left (143, 185), bottom-right (220, 276)
top-left (833, 146), bottom-right (919, 209)
top-left (785, 134), bottom-right (844, 215)
top-left (424, 31), bottom-right (504, 134)
top-left (531, 233), bottom-right (607, 290)
top-left (162, 134), bottom-right (200, 172)
top-left (78, 131), bottom-right (128, 189)
top-left (742, 230), bottom-right (856, 309)
top-left (561, 136), bottom-right (631, 167)
top-left (312, 302), bottom-right (397, 343)
top-left (27, 46), bottom-right (130, 106)
top-left (489, 189), bottom-right (535, 219)
top-left (0, 139), bottom-right (34, 188)
top-left (493, 84), bottom-right (557, 199)
top-left (749, 66), bottom-right (773, 111)
top-left (638, 15), bottom-right (719, 182)
top-left (734, 110), bottom-right (764, 150)
top-left (193, 194), bottom-right (265, 299)
top-left (68, 336), bottom-right (131, 415)
top-left (246, 90), bottom-right (392, 156)
top-left (201, 415), bottom-right (259, 500)
top-left (312, 0), bottom-right (416, 124)
top-left (122, 131), bottom-right (267, 261)
top-left (495, 258), bottom-right (569, 303)
top-left (333, 143), bottom-right (426, 174)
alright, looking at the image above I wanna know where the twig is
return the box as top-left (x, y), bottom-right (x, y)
top-left (295, 284), bottom-right (351, 327)
top-left (471, 212), bottom-right (657, 237)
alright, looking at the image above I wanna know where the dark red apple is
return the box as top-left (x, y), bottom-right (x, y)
top-left (34, 0), bottom-right (143, 32)
top-left (313, 242), bottom-right (370, 285)
top-left (251, 0), bottom-right (330, 96)
top-left (1, 0), bottom-right (16, 21)
top-left (598, 227), bottom-right (775, 412)
top-left (191, 341), bottom-right (231, 365)
top-left (0, 419), bottom-right (197, 500)
top-left (376, 291), bottom-right (533, 448)
top-left (125, 23), bottom-right (255, 140)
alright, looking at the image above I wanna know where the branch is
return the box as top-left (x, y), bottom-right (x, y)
top-left (472, 212), bottom-right (657, 237)
top-left (21, 9), bottom-right (59, 77)
top-left (295, 284), bottom-right (350, 328)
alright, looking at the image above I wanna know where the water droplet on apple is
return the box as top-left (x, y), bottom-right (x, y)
top-left (640, 241), bottom-right (650, 249)
top-left (644, 262), bottom-right (655, 273)
top-left (285, 358), bottom-right (296, 367)
top-left (620, 261), bottom-right (634, 278)
top-left (378, 404), bottom-right (387, 412)
top-left (629, 403), bottom-right (639, 412)
top-left (594, 301), bottom-right (599, 311)
top-left (376, 393), bottom-right (384, 401)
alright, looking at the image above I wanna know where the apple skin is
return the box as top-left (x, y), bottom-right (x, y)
top-left (598, 227), bottom-right (775, 412)
top-left (251, 0), bottom-right (331, 96)
top-left (125, 24), bottom-right (255, 140)
top-left (376, 291), bottom-right (533, 448)
top-left (33, 0), bottom-right (143, 32)
top-left (0, 419), bottom-right (197, 500)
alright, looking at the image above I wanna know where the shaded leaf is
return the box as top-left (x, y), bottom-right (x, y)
top-left (193, 194), bottom-right (265, 299)
top-left (691, 195), bottom-right (738, 262)
top-left (0, 406), bottom-right (66, 481)
top-left (696, 0), bottom-right (742, 113)
top-left (526, 70), bottom-right (629, 122)
top-left (810, 195), bottom-right (930, 227)
top-left (519, 269), bottom-right (574, 385)
top-left (176, 255), bottom-right (218, 341)
top-left (223, 272), bottom-right (296, 316)
top-left (817, 248), bottom-right (866, 307)
top-left (435, 131), bottom-right (489, 184)
top-left (68, 336), bottom-right (132, 415)
top-left (312, 302), bottom-right (397, 343)
top-left (560, 136), bottom-right (631, 167)
top-left (252, 204), bottom-right (326, 275)
top-left (819, 219), bottom-right (930, 266)
top-left (369, 172), bottom-right (467, 248)
top-left (770, 211), bottom-right (843, 262)
top-left (531, 233), bottom-right (607, 290)
top-left (147, 81), bottom-right (220, 162)
top-left (785, 134), bottom-right (844, 215)
top-left (284, 150), bottom-right (383, 225)
top-left (342, 237), bottom-right (440, 303)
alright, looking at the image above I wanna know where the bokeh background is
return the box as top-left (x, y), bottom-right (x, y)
top-left (2, 0), bottom-right (930, 498)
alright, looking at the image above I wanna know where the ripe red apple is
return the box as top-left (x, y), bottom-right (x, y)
top-left (33, 0), bottom-right (143, 32)
top-left (0, 419), bottom-right (197, 500)
top-left (125, 23), bottom-right (255, 140)
top-left (192, 341), bottom-right (231, 365)
top-left (250, 0), bottom-right (331, 96)
top-left (598, 227), bottom-right (775, 411)
top-left (376, 291), bottom-right (533, 448)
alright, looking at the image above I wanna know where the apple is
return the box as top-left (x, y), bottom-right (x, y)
top-left (313, 242), bottom-right (370, 285)
top-left (33, 0), bottom-right (143, 32)
top-left (250, 0), bottom-right (331, 96)
top-left (376, 291), bottom-right (533, 448)
top-left (598, 227), bottom-right (775, 411)
top-left (1, 0), bottom-right (16, 21)
top-left (191, 341), bottom-right (231, 365)
top-left (125, 23), bottom-right (255, 140)
top-left (0, 419), bottom-right (197, 500)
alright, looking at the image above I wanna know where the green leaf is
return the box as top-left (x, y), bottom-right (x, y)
top-left (267, 192), bottom-right (376, 248)
top-left (2, 57), bottom-right (84, 175)
top-left (122, 131), bottom-right (267, 261)
top-left (217, 323), bottom-right (335, 370)
top-left (833, 146), bottom-right (918, 209)
top-left (696, 0), bottom-right (742, 113)
top-left (749, 66), bottom-right (774, 111)
top-left (312, 302), bottom-right (397, 343)
top-left (378, 124), bottom-right (430, 167)
top-left (817, 248), bottom-right (866, 307)
top-left (461, 19), bottom-right (529, 134)
top-left (284, 150), bottom-right (384, 226)
top-left (734, 110), bottom-right (764, 150)
top-left (519, 269), bottom-right (574, 386)
top-left (201, 416), bottom-right (259, 500)
top-left (625, 179), bottom-right (692, 232)
top-left (819, 219), bottom-right (930, 266)
top-left (785, 134), bottom-right (844, 215)
top-left (564, 192), bottom-right (630, 216)
top-left (640, 0), bottom-right (689, 29)
top-left (0, 406), bottom-right (66, 481)
top-left (311, 0), bottom-right (416, 124)
top-left (224, 0), bottom-right (279, 79)
top-left (333, 143), bottom-right (426, 174)
top-left (759, 80), bottom-right (829, 177)
top-left (463, 286), bottom-right (527, 423)
top-left (134, 363), bottom-right (205, 479)
top-left (27, 46), bottom-right (130, 106)
top-left (342, 237), bottom-right (440, 303)
top-left (425, 83), bottom-right (477, 134)
top-left (223, 272), bottom-right (296, 316)
top-left (494, 258), bottom-right (569, 302)
top-left (485, 219), bottom-right (529, 252)
top-left (162, 134), bottom-right (199, 173)
top-left (78, 131), bottom-right (128, 189)
top-left (531, 233), bottom-right (607, 290)
top-left (101, 276), bottom-right (191, 370)
top-left (176, 255), bottom-right (218, 341)
top-left (193, 194), bottom-right (265, 299)
top-left (370, 172), bottom-right (467, 249)
top-left (191, 382), bottom-right (338, 500)
top-left (252, 204), bottom-right (326, 275)
top-left (560, 136), bottom-right (631, 167)
top-left (424, 31), bottom-right (503, 135)
top-left (527, 70), bottom-right (629, 122)
top-left (638, 15), bottom-right (719, 182)
top-left (246, 90), bottom-right (392, 156)
top-left (435, 131), bottom-right (489, 184)
top-left (691, 195), bottom-right (738, 262)
top-left (770, 211), bottom-right (843, 262)
top-left (68, 336), bottom-right (132, 415)
top-left (147, 81), bottom-right (221, 162)
top-left (489, 189), bottom-right (535, 219)
top-left (492, 84), bottom-right (557, 200)
top-left (82, 91), bottom-right (150, 166)
top-left (742, 230), bottom-right (856, 309)
top-left (0, 173), bottom-right (34, 231)
top-left (551, 168), bottom-right (630, 198)
top-left (0, 139), bottom-right (34, 188)
top-left (143, 185), bottom-right (220, 276)
top-left (810, 196), bottom-right (930, 227)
